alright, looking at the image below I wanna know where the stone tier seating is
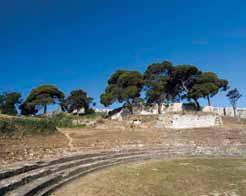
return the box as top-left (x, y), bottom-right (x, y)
top-left (1, 147), bottom-right (246, 196)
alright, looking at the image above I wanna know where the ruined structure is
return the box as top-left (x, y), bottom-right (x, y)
top-left (202, 106), bottom-right (246, 119)
top-left (157, 113), bottom-right (222, 129)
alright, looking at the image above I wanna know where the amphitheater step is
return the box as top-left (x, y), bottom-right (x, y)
top-left (6, 154), bottom-right (151, 196)
top-left (0, 151), bottom-right (109, 181)
top-left (0, 148), bottom-right (202, 196)
top-left (1, 150), bottom-right (153, 195)
top-left (37, 154), bottom-right (164, 196)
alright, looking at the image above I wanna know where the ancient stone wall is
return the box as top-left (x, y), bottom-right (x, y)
top-left (157, 113), bottom-right (222, 129)
top-left (203, 106), bottom-right (246, 119)
top-left (109, 103), bottom-right (246, 121)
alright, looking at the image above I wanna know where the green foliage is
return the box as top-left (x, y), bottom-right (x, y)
top-left (188, 72), bottom-right (228, 106)
top-left (227, 88), bottom-right (242, 105)
top-left (144, 63), bottom-right (230, 111)
top-left (50, 113), bottom-right (75, 128)
top-left (171, 64), bottom-right (201, 94)
top-left (64, 89), bottom-right (93, 113)
top-left (227, 88), bottom-right (242, 117)
top-left (50, 112), bottom-right (104, 128)
top-left (20, 85), bottom-right (65, 115)
top-left (0, 116), bottom-right (56, 135)
top-left (170, 65), bottom-right (229, 109)
top-left (0, 92), bottom-right (21, 115)
top-left (100, 70), bottom-right (143, 112)
top-left (100, 63), bottom-right (230, 112)
top-left (144, 61), bottom-right (174, 113)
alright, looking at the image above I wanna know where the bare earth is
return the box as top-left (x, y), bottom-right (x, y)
top-left (1, 117), bottom-right (246, 165)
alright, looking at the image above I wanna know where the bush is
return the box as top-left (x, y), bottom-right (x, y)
top-left (83, 111), bottom-right (106, 119)
top-left (50, 112), bottom-right (106, 128)
top-left (50, 113), bottom-right (74, 128)
top-left (0, 116), bottom-right (57, 135)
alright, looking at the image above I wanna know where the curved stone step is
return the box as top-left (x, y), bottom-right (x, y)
top-left (0, 152), bottom-right (109, 181)
top-left (38, 153), bottom-right (166, 196)
top-left (6, 153), bottom-right (154, 196)
top-left (0, 163), bottom-right (42, 181)
top-left (2, 147), bottom-right (205, 196)
top-left (0, 150), bottom-right (150, 195)
top-left (0, 148), bottom-right (152, 181)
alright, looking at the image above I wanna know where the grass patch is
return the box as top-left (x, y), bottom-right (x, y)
top-left (54, 158), bottom-right (246, 196)
top-left (0, 111), bottom-right (106, 135)
top-left (50, 113), bottom-right (75, 128)
top-left (0, 115), bottom-right (56, 135)
top-left (50, 112), bottom-right (105, 128)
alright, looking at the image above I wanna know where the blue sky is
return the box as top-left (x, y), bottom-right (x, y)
top-left (0, 0), bottom-right (246, 108)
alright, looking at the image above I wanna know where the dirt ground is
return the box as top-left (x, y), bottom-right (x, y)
top-left (0, 133), bottom-right (68, 165)
top-left (1, 117), bottom-right (246, 165)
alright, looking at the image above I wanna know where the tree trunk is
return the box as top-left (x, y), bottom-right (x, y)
top-left (126, 100), bottom-right (133, 114)
top-left (233, 106), bottom-right (237, 118)
top-left (207, 96), bottom-right (211, 106)
top-left (43, 104), bottom-right (47, 114)
top-left (193, 98), bottom-right (200, 111)
top-left (129, 105), bottom-right (133, 114)
top-left (158, 102), bottom-right (162, 114)
top-left (181, 81), bottom-right (189, 93)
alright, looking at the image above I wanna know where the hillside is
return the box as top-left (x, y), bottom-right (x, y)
top-left (1, 115), bottom-right (246, 165)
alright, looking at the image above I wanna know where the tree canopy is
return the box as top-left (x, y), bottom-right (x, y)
top-left (20, 85), bottom-right (64, 115)
top-left (227, 88), bottom-right (242, 117)
top-left (166, 66), bottom-right (228, 109)
top-left (100, 63), bottom-right (231, 112)
top-left (143, 61), bottom-right (174, 113)
top-left (187, 72), bottom-right (228, 107)
top-left (64, 89), bottom-right (93, 114)
top-left (100, 70), bottom-right (143, 113)
top-left (170, 65), bottom-right (201, 108)
top-left (0, 92), bottom-right (21, 115)
top-left (0, 59), bottom-right (235, 116)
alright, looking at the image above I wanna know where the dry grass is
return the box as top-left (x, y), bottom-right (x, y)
top-left (1, 116), bottom-right (246, 165)
top-left (53, 158), bottom-right (246, 196)
top-left (0, 133), bottom-right (68, 164)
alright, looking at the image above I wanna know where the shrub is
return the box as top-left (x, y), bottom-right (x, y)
top-left (0, 116), bottom-right (57, 135)
top-left (50, 113), bottom-right (74, 128)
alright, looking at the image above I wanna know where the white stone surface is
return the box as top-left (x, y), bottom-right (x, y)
top-left (72, 108), bottom-right (85, 115)
top-left (203, 106), bottom-right (246, 119)
top-left (111, 110), bottom-right (123, 121)
top-left (157, 114), bottom-right (222, 129)
top-left (131, 119), bottom-right (142, 126)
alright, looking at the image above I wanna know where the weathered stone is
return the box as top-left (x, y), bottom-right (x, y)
top-left (157, 113), bottom-right (223, 129)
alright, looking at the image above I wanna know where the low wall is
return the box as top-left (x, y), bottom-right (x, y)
top-left (157, 113), bottom-right (222, 129)
top-left (203, 106), bottom-right (246, 119)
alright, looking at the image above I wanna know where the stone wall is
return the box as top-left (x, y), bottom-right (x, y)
top-left (139, 103), bottom-right (183, 115)
top-left (157, 113), bottom-right (222, 129)
top-left (140, 104), bottom-right (246, 119)
top-left (203, 106), bottom-right (246, 119)
top-left (109, 103), bottom-right (246, 121)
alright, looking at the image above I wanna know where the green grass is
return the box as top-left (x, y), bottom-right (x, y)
top-left (0, 111), bottom-right (106, 135)
top-left (55, 158), bottom-right (246, 196)
top-left (50, 112), bottom-right (106, 128)
top-left (109, 158), bottom-right (246, 196)
top-left (50, 113), bottom-right (76, 128)
top-left (0, 115), bottom-right (57, 135)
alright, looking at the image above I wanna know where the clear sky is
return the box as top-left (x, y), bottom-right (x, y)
top-left (0, 0), bottom-right (245, 108)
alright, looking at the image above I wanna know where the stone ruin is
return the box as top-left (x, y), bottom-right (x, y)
top-left (109, 102), bottom-right (246, 120)
top-left (156, 113), bottom-right (223, 129)
top-left (202, 106), bottom-right (246, 119)
top-left (107, 102), bottom-right (246, 129)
